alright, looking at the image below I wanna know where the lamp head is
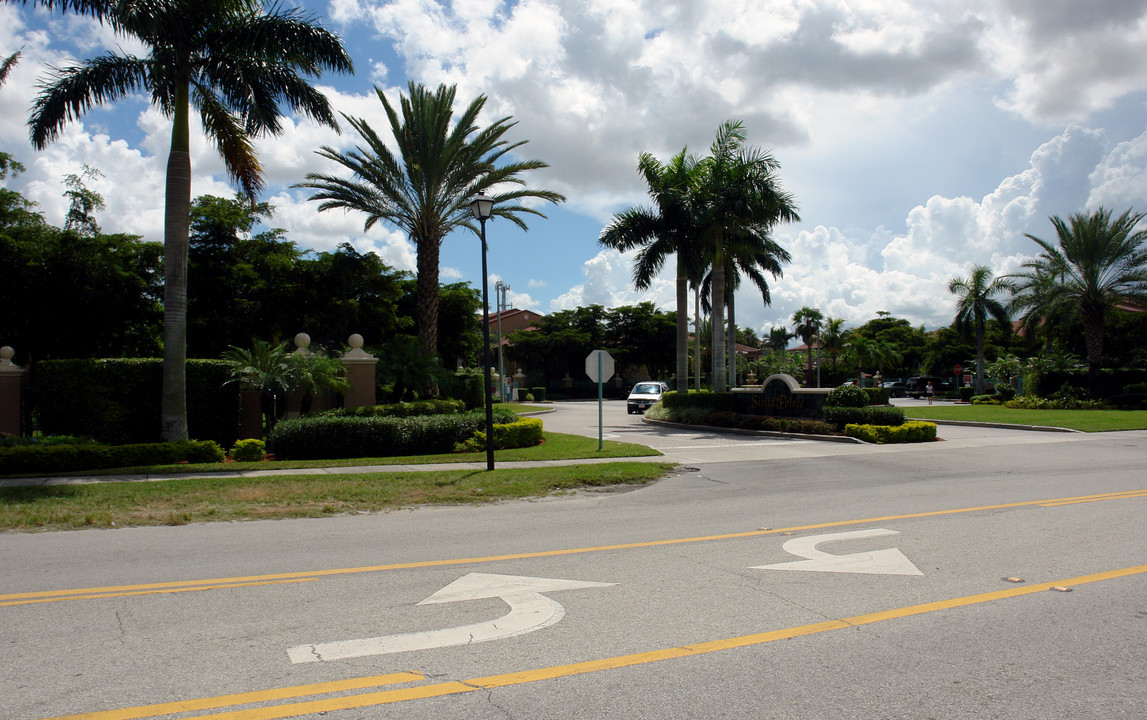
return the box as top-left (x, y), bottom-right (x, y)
top-left (470, 192), bottom-right (495, 221)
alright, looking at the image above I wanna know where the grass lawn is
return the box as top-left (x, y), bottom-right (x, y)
top-left (903, 405), bottom-right (1147, 432)
top-left (0, 462), bottom-right (675, 532)
top-left (7, 431), bottom-right (660, 478)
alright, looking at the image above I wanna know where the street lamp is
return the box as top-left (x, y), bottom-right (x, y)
top-left (470, 192), bottom-right (496, 471)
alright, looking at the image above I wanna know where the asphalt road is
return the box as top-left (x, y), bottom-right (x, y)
top-left (3, 401), bottom-right (1145, 719)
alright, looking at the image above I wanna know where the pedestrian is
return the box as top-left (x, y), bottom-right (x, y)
top-left (926, 380), bottom-right (934, 405)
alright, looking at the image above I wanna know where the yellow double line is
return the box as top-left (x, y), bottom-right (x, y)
top-left (40, 564), bottom-right (1147, 720)
top-left (3, 488), bottom-right (1144, 608)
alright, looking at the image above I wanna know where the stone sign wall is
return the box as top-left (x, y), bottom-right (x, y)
top-left (732, 373), bottom-right (829, 419)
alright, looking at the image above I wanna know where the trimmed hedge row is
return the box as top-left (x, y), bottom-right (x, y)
top-left (708, 412), bottom-right (837, 435)
top-left (266, 409), bottom-right (518, 460)
top-left (0, 440), bottom-right (226, 475)
top-left (33, 359), bottom-right (240, 446)
top-left (322, 399), bottom-right (466, 418)
top-left (822, 406), bottom-right (905, 427)
top-left (454, 418), bottom-right (545, 452)
top-left (844, 421), bottom-right (937, 444)
top-left (660, 391), bottom-right (735, 412)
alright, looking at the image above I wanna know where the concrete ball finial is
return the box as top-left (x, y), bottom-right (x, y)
top-left (0, 346), bottom-right (13, 361)
top-left (294, 333), bottom-right (311, 351)
top-left (348, 333), bottom-right (364, 350)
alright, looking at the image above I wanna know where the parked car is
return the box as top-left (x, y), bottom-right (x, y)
top-left (886, 381), bottom-right (908, 398)
top-left (627, 381), bottom-right (668, 414)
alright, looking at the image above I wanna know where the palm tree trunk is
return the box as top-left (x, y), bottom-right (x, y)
top-left (694, 285), bottom-right (701, 390)
top-left (675, 253), bottom-right (688, 393)
top-left (712, 258), bottom-right (726, 392)
top-left (416, 234), bottom-right (442, 396)
top-left (160, 84), bottom-right (192, 443)
top-left (726, 289), bottom-right (736, 388)
top-left (1081, 302), bottom-right (1105, 397)
top-left (975, 324), bottom-right (985, 395)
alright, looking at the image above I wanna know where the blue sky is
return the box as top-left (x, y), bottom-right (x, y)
top-left (3, 0), bottom-right (1147, 342)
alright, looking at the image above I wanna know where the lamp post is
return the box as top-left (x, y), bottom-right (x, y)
top-left (495, 280), bottom-right (509, 402)
top-left (470, 192), bottom-right (496, 471)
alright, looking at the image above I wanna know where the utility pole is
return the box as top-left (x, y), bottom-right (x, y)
top-left (495, 280), bottom-right (509, 402)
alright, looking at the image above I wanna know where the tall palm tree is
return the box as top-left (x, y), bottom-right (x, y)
top-left (695, 120), bottom-right (799, 391)
top-left (766, 326), bottom-right (792, 355)
top-left (791, 306), bottom-right (823, 387)
top-left (22, 0), bottom-right (353, 441)
top-left (297, 82), bottom-right (564, 377)
top-left (1017, 207), bottom-right (1147, 395)
top-left (821, 317), bottom-right (846, 374)
top-left (948, 265), bottom-right (1011, 395)
top-left (600, 149), bottom-right (704, 393)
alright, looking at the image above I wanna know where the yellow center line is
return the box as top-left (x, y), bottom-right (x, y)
top-left (1039, 489), bottom-right (1147, 507)
top-left (41, 564), bottom-right (1146, 720)
top-left (0, 579), bottom-right (317, 607)
top-left (4, 488), bottom-right (1143, 606)
top-left (42, 672), bottom-right (424, 720)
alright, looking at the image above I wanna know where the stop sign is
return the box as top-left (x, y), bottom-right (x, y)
top-left (954, 364), bottom-right (963, 375)
top-left (585, 349), bottom-right (615, 383)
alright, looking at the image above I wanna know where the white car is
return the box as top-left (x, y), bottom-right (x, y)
top-left (627, 381), bottom-right (668, 414)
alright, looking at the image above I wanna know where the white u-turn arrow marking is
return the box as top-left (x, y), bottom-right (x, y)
top-left (751, 528), bottom-right (923, 576)
top-left (287, 573), bottom-right (613, 663)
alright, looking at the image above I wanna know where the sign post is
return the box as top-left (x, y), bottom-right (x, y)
top-left (585, 350), bottom-right (615, 450)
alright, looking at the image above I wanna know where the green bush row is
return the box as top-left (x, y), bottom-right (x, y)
top-left (266, 409), bottom-right (517, 460)
top-left (660, 391), bottom-right (735, 413)
top-left (0, 440), bottom-right (225, 475)
top-left (707, 412), bottom-right (837, 436)
top-left (454, 418), bottom-right (545, 452)
top-left (864, 387), bottom-right (890, 405)
top-left (822, 406), bottom-right (905, 427)
top-left (1004, 396), bottom-right (1109, 410)
top-left (322, 399), bottom-right (466, 418)
top-left (844, 421), bottom-right (937, 444)
top-left (33, 359), bottom-right (240, 446)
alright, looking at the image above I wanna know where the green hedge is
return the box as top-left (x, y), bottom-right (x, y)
top-left (660, 391), bottom-right (735, 412)
top-left (530, 386), bottom-right (546, 402)
top-left (0, 440), bottom-right (225, 475)
top-left (322, 399), bottom-right (465, 418)
top-left (454, 418), bottom-right (544, 452)
top-left (823, 406), bottom-right (904, 427)
top-left (266, 409), bottom-right (517, 460)
top-left (708, 412), bottom-right (837, 435)
top-left (845, 421), bottom-right (937, 444)
top-left (864, 387), bottom-right (890, 405)
top-left (33, 359), bottom-right (240, 446)
top-left (230, 438), bottom-right (266, 462)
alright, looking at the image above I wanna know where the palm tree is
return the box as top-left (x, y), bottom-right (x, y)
top-left (0, 49), bottom-right (20, 88)
top-left (1016, 207), bottom-right (1147, 395)
top-left (297, 82), bottom-right (564, 375)
top-left (948, 265), bottom-right (1011, 395)
top-left (22, 0), bottom-right (353, 441)
top-left (600, 149), bottom-right (704, 393)
top-left (791, 306), bottom-right (823, 387)
top-left (766, 326), bottom-right (792, 355)
top-left (694, 120), bottom-right (799, 391)
top-left (821, 317), bottom-right (846, 375)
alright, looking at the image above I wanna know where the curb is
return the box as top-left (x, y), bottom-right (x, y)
top-left (641, 416), bottom-right (865, 444)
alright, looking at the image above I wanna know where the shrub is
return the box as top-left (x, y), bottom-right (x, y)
top-left (33, 358), bottom-right (240, 447)
top-left (454, 418), bottom-right (545, 452)
top-left (517, 388), bottom-right (529, 401)
top-left (823, 406), bottom-right (904, 427)
top-left (531, 386), bottom-right (547, 402)
top-left (959, 386), bottom-right (975, 402)
top-left (0, 439), bottom-right (224, 474)
top-left (323, 399), bottom-right (465, 418)
top-left (970, 395), bottom-right (1002, 405)
top-left (231, 438), bottom-right (267, 462)
top-left (659, 391), bottom-right (735, 413)
top-left (266, 409), bottom-right (516, 460)
top-left (707, 412), bottom-right (837, 436)
top-left (864, 387), bottom-right (890, 405)
top-left (824, 385), bottom-right (868, 408)
top-left (844, 421), bottom-right (937, 444)
top-left (995, 384), bottom-right (1017, 401)
top-left (1004, 396), bottom-right (1108, 410)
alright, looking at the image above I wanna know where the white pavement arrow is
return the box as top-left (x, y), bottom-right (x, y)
top-left (287, 573), bottom-right (614, 663)
top-left (751, 528), bottom-right (923, 576)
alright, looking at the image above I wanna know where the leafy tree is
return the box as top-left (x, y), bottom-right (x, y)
top-left (1013, 207), bottom-right (1147, 395)
top-left (791, 306), bottom-right (823, 386)
top-left (605, 303), bottom-right (677, 381)
top-left (62, 164), bottom-right (104, 237)
top-left (694, 121), bottom-right (798, 391)
top-left (600, 149), bottom-right (704, 393)
top-left (296, 82), bottom-right (564, 377)
top-left (397, 281), bottom-right (480, 370)
top-left (949, 265), bottom-right (1012, 394)
top-left (22, 0), bottom-right (353, 441)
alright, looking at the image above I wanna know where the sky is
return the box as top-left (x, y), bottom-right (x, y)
top-left (3, 0), bottom-right (1147, 343)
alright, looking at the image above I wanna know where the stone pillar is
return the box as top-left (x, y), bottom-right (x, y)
top-left (340, 334), bottom-right (378, 410)
top-left (0, 346), bottom-right (29, 436)
top-left (284, 333), bottom-right (311, 419)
